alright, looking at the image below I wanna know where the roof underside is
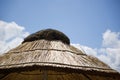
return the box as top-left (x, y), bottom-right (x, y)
top-left (1, 70), bottom-right (120, 80)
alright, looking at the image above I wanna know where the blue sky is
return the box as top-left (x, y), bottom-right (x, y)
top-left (0, 0), bottom-right (120, 48)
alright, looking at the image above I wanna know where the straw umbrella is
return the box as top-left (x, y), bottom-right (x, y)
top-left (0, 29), bottom-right (120, 80)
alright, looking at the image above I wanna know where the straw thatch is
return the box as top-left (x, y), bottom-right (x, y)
top-left (22, 29), bottom-right (70, 45)
top-left (0, 29), bottom-right (120, 80)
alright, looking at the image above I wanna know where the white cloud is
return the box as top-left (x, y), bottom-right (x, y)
top-left (72, 29), bottom-right (120, 72)
top-left (0, 20), bottom-right (29, 54)
top-left (71, 44), bottom-right (97, 56)
top-left (102, 29), bottom-right (120, 48)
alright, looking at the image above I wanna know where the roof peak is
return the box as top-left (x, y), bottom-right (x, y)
top-left (22, 29), bottom-right (70, 45)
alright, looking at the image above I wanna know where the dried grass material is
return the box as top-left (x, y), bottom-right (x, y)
top-left (0, 40), bottom-right (117, 73)
top-left (22, 29), bottom-right (70, 45)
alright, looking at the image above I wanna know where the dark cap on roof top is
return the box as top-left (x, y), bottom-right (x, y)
top-left (22, 29), bottom-right (70, 45)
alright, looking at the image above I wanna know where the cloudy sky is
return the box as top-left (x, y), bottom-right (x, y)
top-left (0, 0), bottom-right (120, 72)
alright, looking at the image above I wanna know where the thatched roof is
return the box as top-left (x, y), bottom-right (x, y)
top-left (0, 29), bottom-right (120, 80)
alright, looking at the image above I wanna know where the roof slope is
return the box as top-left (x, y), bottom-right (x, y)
top-left (0, 40), bottom-right (117, 73)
